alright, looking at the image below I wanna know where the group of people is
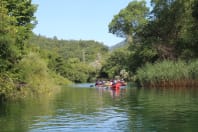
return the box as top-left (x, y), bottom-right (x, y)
top-left (95, 79), bottom-right (127, 90)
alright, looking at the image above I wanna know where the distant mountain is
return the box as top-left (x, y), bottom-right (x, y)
top-left (109, 40), bottom-right (127, 51)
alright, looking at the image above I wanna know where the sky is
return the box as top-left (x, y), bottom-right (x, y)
top-left (32, 0), bottom-right (150, 47)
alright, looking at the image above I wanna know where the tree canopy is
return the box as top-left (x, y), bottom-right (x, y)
top-left (108, 0), bottom-right (149, 43)
top-left (106, 0), bottom-right (198, 80)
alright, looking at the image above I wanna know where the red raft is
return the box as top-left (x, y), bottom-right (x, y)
top-left (111, 81), bottom-right (127, 90)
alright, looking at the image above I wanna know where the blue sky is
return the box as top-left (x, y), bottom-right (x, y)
top-left (32, 0), bottom-right (150, 46)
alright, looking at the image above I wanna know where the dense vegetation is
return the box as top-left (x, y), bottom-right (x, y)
top-left (136, 60), bottom-right (198, 87)
top-left (0, 0), bottom-right (108, 101)
top-left (103, 0), bottom-right (198, 87)
top-left (29, 35), bottom-right (109, 82)
top-left (1, 0), bottom-right (198, 101)
top-left (0, 0), bottom-right (71, 101)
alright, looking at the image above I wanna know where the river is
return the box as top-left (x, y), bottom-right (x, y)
top-left (0, 83), bottom-right (198, 132)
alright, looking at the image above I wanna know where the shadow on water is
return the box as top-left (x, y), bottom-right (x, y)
top-left (0, 83), bottom-right (198, 132)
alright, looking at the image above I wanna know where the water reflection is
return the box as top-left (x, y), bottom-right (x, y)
top-left (0, 96), bottom-right (55, 132)
top-left (0, 84), bottom-right (198, 132)
top-left (95, 87), bottom-right (127, 98)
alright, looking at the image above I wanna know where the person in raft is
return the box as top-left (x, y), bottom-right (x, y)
top-left (111, 80), bottom-right (121, 90)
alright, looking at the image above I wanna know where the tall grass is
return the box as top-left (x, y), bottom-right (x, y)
top-left (136, 60), bottom-right (198, 87)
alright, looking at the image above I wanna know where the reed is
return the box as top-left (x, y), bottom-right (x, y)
top-left (136, 60), bottom-right (198, 87)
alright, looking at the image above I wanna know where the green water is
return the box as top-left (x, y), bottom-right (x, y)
top-left (0, 84), bottom-right (198, 132)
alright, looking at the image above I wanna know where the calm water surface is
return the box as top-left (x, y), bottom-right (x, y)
top-left (0, 84), bottom-right (198, 132)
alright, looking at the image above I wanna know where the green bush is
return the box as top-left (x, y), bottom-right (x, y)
top-left (0, 73), bottom-right (15, 100)
top-left (15, 52), bottom-right (69, 97)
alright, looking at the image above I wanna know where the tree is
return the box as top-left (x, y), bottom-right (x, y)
top-left (100, 48), bottom-right (130, 79)
top-left (0, 0), bottom-right (18, 71)
top-left (148, 0), bottom-right (198, 60)
top-left (192, 0), bottom-right (198, 20)
top-left (5, 0), bottom-right (37, 49)
top-left (0, 0), bottom-right (37, 71)
top-left (108, 0), bottom-right (149, 43)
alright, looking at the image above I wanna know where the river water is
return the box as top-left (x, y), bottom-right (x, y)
top-left (0, 84), bottom-right (198, 132)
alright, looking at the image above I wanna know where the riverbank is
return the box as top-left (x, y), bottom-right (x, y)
top-left (0, 72), bottom-right (71, 102)
top-left (136, 60), bottom-right (198, 88)
top-left (0, 52), bottom-right (72, 102)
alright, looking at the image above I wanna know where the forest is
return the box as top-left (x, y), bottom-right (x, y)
top-left (0, 0), bottom-right (198, 101)
top-left (106, 0), bottom-right (198, 87)
top-left (29, 35), bottom-right (109, 83)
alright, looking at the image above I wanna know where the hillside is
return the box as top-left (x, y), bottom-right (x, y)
top-left (29, 34), bottom-right (109, 63)
top-left (109, 40), bottom-right (127, 51)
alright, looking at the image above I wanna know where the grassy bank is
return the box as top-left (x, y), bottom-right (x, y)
top-left (136, 60), bottom-right (198, 87)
